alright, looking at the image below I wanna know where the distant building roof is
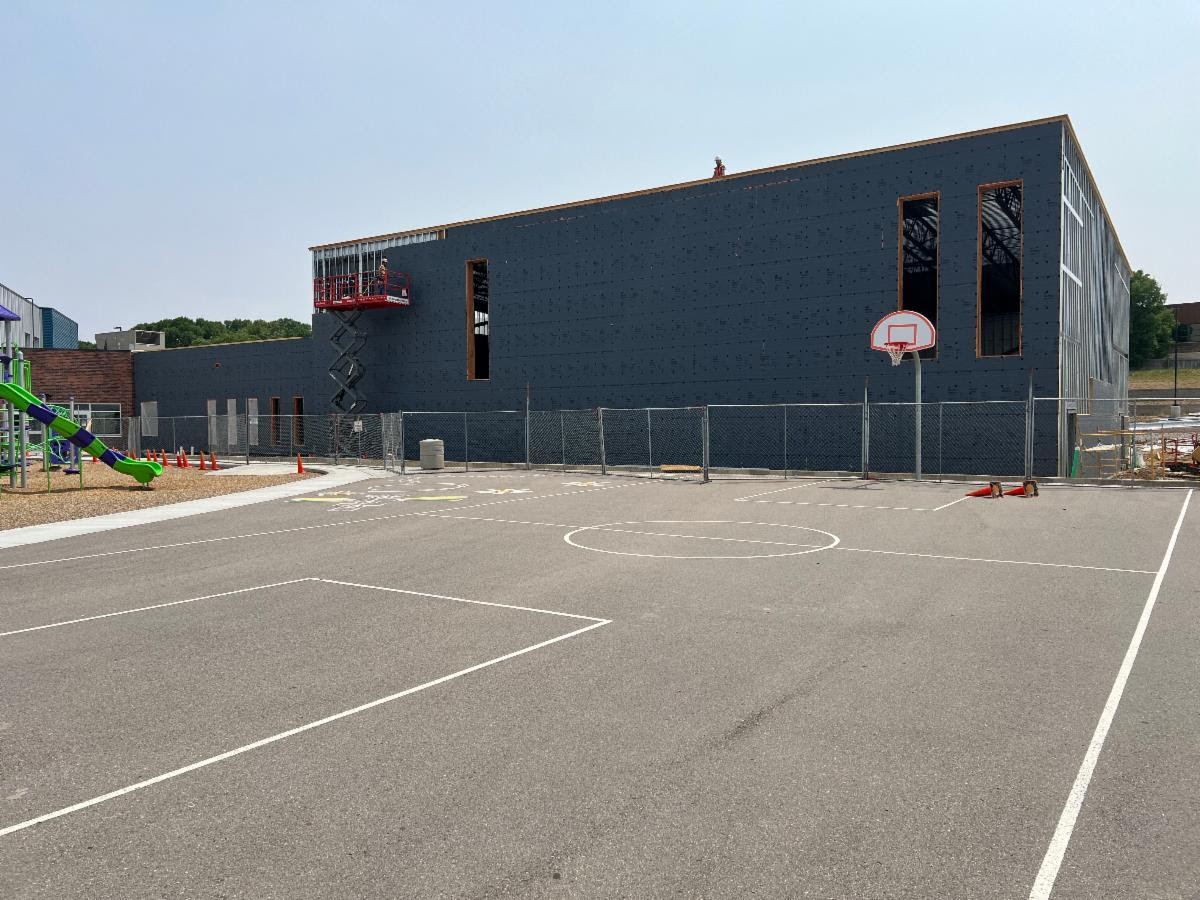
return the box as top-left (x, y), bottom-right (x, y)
top-left (1171, 301), bottom-right (1200, 326)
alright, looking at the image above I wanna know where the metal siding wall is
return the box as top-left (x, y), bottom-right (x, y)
top-left (0, 284), bottom-right (44, 348)
top-left (347, 123), bottom-right (1064, 413)
top-left (1059, 129), bottom-right (1130, 404)
top-left (41, 307), bottom-right (80, 349)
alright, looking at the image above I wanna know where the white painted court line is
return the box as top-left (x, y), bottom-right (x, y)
top-left (731, 478), bottom-right (845, 501)
top-left (564, 520), bottom-right (839, 560)
top-left (0, 578), bottom-right (610, 838)
top-left (0, 483), bottom-right (634, 572)
top-left (414, 512), bottom-right (587, 529)
top-left (0, 467), bottom-right (379, 550)
top-left (930, 495), bottom-right (971, 512)
top-left (0, 579), bottom-right (315, 638)
top-left (414, 513), bottom-right (828, 549)
top-left (403, 512), bottom-right (1158, 574)
top-left (740, 498), bottom-right (932, 512)
top-left (1028, 489), bottom-right (1193, 899)
top-left (833, 547), bottom-right (1155, 575)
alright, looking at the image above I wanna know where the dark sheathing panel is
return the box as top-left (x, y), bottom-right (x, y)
top-left (342, 121), bottom-right (1064, 413)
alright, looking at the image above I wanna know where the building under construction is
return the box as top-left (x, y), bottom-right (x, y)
top-left (133, 114), bottom-right (1130, 475)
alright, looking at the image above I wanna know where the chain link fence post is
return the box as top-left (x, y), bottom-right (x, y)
top-left (399, 411), bottom-right (406, 474)
top-left (702, 405), bottom-right (710, 482)
top-left (597, 408), bottom-right (607, 475)
top-left (646, 408), bottom-right (654, 478)
top-left (1024, 371), bottom-right (1035, 479)
top-left (782, 404), bottom-right (789, 479)
top-left (560, 411), bottom-right (566, 472)
top-left (937, 402), bottom-right (943, 480)
top-left (860, 381), bottom-right (870, 479)
top-left (464, 411), bottom-right (470, 472)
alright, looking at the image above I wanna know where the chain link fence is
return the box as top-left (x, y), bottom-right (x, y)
top-left (102, 396), bottom-right (1199, 482)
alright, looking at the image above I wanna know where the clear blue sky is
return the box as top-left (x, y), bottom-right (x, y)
top-left (2, 1), bottom-right (1196, 340)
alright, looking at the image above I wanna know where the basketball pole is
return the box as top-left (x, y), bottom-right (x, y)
top-left (913, 350), bottom-right (922, 480)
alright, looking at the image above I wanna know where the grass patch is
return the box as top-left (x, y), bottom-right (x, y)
top-left (1130, 368), bottom-right (1200, 389)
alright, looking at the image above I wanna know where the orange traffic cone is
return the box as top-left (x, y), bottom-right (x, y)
top-left (1004, 479), bottom-right (1039, 497)
top-left (209, 451), bottom-right (217, 470)
top-left (966, 481), bottom-right (1003, 498)
top-left (296, 454), bottom-right (305, 475)
top-left (198, 453), bottom-right (207, 471)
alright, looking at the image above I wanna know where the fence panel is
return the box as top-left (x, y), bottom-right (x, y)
top-left (328, 414), bottom-right (384, 465)
top-left (708, 405), bottom-right (785, 475)
top-left (648, 407), bottom-right (704, 476)
top-left (599, 408), bottom-right (650, 473)
top-left (786, 403), bottom-right (862, 474)
top-left (933, 402), bottom-right (1026, 477)
top-left (464, 411), bottom-right (526, 470)
top-left (867, 403), bottom-right (933, 476)
top-left (401, 412), bottom-right (467, 471)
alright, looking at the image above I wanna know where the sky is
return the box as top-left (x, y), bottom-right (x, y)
top-left (1, 1), bottom-right (1197, 340)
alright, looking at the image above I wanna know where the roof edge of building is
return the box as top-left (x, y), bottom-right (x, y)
top-left (148, 336), bottom-right (311, 353)
top-left (310, 114), bottom-right (1072, 252)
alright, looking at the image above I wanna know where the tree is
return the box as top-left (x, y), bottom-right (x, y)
top-left (1128, 270), bottom-right (1174, 368)
top-left (131, 316), bottom-right (311, 348)
top-left (77, 339), bottom-right (96, 349)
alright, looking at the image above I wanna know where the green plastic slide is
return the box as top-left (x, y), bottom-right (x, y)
top-left (0, 382), bottom-right (162, 485)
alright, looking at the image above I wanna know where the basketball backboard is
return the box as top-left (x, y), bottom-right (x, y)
top-left (870, 310), bottom-right (936, 354)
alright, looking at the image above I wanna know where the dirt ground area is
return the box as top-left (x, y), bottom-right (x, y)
top-left (0, 463), bottom-right (313, 530)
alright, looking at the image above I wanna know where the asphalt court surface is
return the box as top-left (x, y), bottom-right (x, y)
top-left (1, 470), bottom-right (1196, 898)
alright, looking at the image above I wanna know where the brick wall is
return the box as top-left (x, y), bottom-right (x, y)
top-left (23, 349), bottom-right (134, 414)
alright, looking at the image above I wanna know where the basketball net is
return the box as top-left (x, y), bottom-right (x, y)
top-left (884, 342), bottom-right (909, 366)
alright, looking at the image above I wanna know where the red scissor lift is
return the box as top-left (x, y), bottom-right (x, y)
top-left (313, 271), bottom-right (412, 310)
top-left (314, 269), bottom-right (412, 414)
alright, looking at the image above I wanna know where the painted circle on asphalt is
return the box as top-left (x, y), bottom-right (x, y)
top-left (562, 520), bottom-right (839, 560)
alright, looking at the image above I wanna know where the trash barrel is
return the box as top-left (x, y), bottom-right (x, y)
top-left (419, 438), bottom-right (445, 470)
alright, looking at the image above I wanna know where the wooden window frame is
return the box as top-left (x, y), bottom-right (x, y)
top-left (897, 191), bottom-right (940, 360)
top-left (976, 179), bottom-right (1024, 358)
top-left (465, 257), bottom-right (489, 380)
top-left (292, 396), bottom-right (304, 445)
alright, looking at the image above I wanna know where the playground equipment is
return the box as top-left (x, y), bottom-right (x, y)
top-left (1, 310), bottom-right (162, 489)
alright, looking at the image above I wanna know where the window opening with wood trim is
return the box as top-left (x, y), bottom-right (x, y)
top-left (898, 194), bottom-right (939, 359)
top-left (270, 397), bottom-right (280, 445)
top-left (292, 397), bottom-right (305, 445)
top-left (466, 259), bottom-right (490, 380)
top-left (978, 181), bottom-right (1022, 357)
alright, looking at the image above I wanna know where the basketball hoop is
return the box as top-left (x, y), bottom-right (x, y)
top-left (870, 309), bottom-right (938, 481)
top-left (871, 311), bottom-right (935, 366)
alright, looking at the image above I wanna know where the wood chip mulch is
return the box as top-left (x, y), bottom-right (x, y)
top-left (0, 463), bottom-right (313, 530)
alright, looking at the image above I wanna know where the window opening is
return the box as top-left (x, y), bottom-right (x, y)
top-left (466, 259), bottom-right (490, 380)
top-left (292, 397), bottom-right (304, 445)
top-left (898, 194), bottom-right (939, 359)
top-left (978, 182), bottom-right (1022, 356)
